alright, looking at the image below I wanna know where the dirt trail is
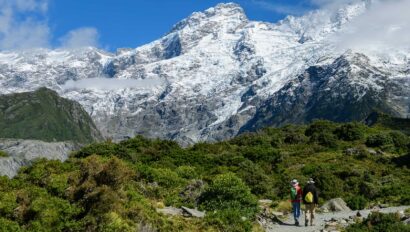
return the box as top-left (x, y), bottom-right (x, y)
top-left (263, 206), bottom-right (409, 232)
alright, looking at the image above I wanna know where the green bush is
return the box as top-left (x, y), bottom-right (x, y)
top-left (309, 132), bottom-right (338, 148)
top-left (305, 120), bottom-right (337, 136)
top-left (198, 173), bottom-right (258, 218)
top-left (205, 208), bottom-right (253, 232)
top-left (311, 168), bottom-right (344, 200)
top-left (284, 132), bottom-right (307, 144)
top-left (176, 166), bottom-right (198, 179)
top-left (0, 218), bottom-right (21, 232)
top-left (389, 131), bottom-right (409, 153)
top-left (0, 150), bottom-right (8, 158)
top-left (335, 122), bottom-right (365, 141)
top-left (346, 212), bottom-right (410, 232)
top-left (346, 195), bottom-right (367, 210)
top-left (366, 133), bottom-right (393, 148)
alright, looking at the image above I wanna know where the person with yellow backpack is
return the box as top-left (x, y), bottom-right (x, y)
top-left (302, 178), bottom-right (319, 227)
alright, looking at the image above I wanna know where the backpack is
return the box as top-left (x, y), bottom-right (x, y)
top-left (291, 187), bottom-right (298, 200)
top-left (305, 191), bottom-right (314, 203)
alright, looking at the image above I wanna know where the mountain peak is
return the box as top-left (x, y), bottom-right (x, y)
top-left (170, 2), bottom-right (248, 33)
top-left (212, 2), bottom-right (245, 15)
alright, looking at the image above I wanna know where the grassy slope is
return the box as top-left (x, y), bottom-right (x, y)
top-left (366, 112), bottom-right (410, 135)
top-left (0, 88), bottom-right (102, 143)
top-left (0, 120), bottom-right (409, 231)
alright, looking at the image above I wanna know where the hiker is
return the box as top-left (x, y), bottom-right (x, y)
top-left (302, 178), bottom-right (319, 227)
top-left (290, 179), bottom-right (302, 226)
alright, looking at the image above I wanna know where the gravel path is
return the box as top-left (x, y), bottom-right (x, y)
top-left (265, 206), bottom-right (410, 232)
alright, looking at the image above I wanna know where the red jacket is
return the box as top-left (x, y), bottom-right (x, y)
top-left (291, 185), bottom-right (303, 203)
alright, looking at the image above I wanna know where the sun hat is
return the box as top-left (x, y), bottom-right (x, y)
top-left (307, 178), bottom-right (315, 184)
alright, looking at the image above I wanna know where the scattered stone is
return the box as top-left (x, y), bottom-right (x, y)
top-left (324, 221), bottom-right (340, 231)
top-left (156, 207), bottom-right (183, 216)
top-left (367, 149), bottom-right (378, 155)
top-left (321, 198), bottom-right (351, 212)
top-left (379, 204), bottom-right (389, 209)
top-left (271, 211), bottom-right (284, 217)
top-left (181, 206), bottom-right (205, 218)
top-left (179, 180), bottom-right (204, 206)
top-left (403, 218), bottom-right (410, 225)
top-left (258, 199), bottom-right (273, 205)
top-left (356, 211), bottom-right (362, 217)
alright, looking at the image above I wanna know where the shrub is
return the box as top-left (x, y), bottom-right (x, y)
top-left (389, 131), bottom-right (409, 153)
top-left (0, 218), bottom-right (21, 232)
top-left (312, 168), bottom-right (344, 200)
top-left (305, 120), bottom-right (337, 136)
top-left (0, 151), bottom-right (9, 158)
top-left (240, 146), bottom-right (279, 163)
top-left (346, 212), bottom-right (410, 232)
top-left (176, 166), bottom-right (198, 179)
top-left (205, 208), bottom-right (253, 232)
top-left (198, 173), bottom-right (257, 218)
top-left (346, 195), bottom-right (367, 210)
top-left (335, 122), bottom-right (365, 141)
top-left (309, 132), bottom-right (338, 148)
top-left (237, 161), bottom-right (271, 196)
top-left (366, 133), bottom-right (393, 148)
top-left (284, 132), bottom-right (307, 144)
top-left (150, 168), bottom-right (185, 188)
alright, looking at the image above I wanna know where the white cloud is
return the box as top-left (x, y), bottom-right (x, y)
top-left (309, 0), bottom-right (359, 7)
top-left (59, 27), bottom-right (99, 48)
top-left (0, 0), bottom-right (50, 50)
top-left (62, 78), bottom-right (164, 91)
top-left (334, 0), bottom-right (410, 52)
top-left (0, 0), bottom-right (101, 51)
top-left (249, 0), bottom-right (361, 15)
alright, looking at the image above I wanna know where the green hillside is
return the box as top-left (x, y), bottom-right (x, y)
top-left (0, 120), bottom-right (409, 231)
top-left (366, 111), bottom-right (410, 135)
top-left (0, 88), bottom-right (102, 143)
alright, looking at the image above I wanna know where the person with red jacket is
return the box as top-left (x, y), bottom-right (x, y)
top-left (290, 179), bottom-right (302, 226)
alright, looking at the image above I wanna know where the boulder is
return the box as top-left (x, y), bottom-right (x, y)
top-left (179, 180), bottom-right (205, 206)
top-left (258, 199), bottom-right (273, 205)
top-left (321, 198), bottom-right (351, 212)
top-left (156, 207), bottom-right (183, 216)
top-left (258, 199), bottom-right (273, 209)
top-left (181, 206), bottom-right (205, 218)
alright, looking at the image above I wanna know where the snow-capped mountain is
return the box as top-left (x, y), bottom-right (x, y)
top-left (0, 1), bottom-right (409, 145)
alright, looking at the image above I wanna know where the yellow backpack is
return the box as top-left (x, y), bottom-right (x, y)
top-left (305, 192), bottom-right (314, 203)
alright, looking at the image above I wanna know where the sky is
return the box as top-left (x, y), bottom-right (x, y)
top-left (0, 0), bottom-right (409, 52)
top-left (47, 0), bottom-right (317, 50)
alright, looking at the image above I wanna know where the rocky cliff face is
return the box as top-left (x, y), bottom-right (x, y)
top-left (241, 52), bottom-right (410, 132)
top-left (0, 88), bottom-right (102, 177)
top-left (0, 139), bottom-right (78, 177)
top-left (0, 2), bottom-right (408, 145)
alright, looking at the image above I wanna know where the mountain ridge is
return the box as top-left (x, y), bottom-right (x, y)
top-left (0, 1), bottom-right (408, 144)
